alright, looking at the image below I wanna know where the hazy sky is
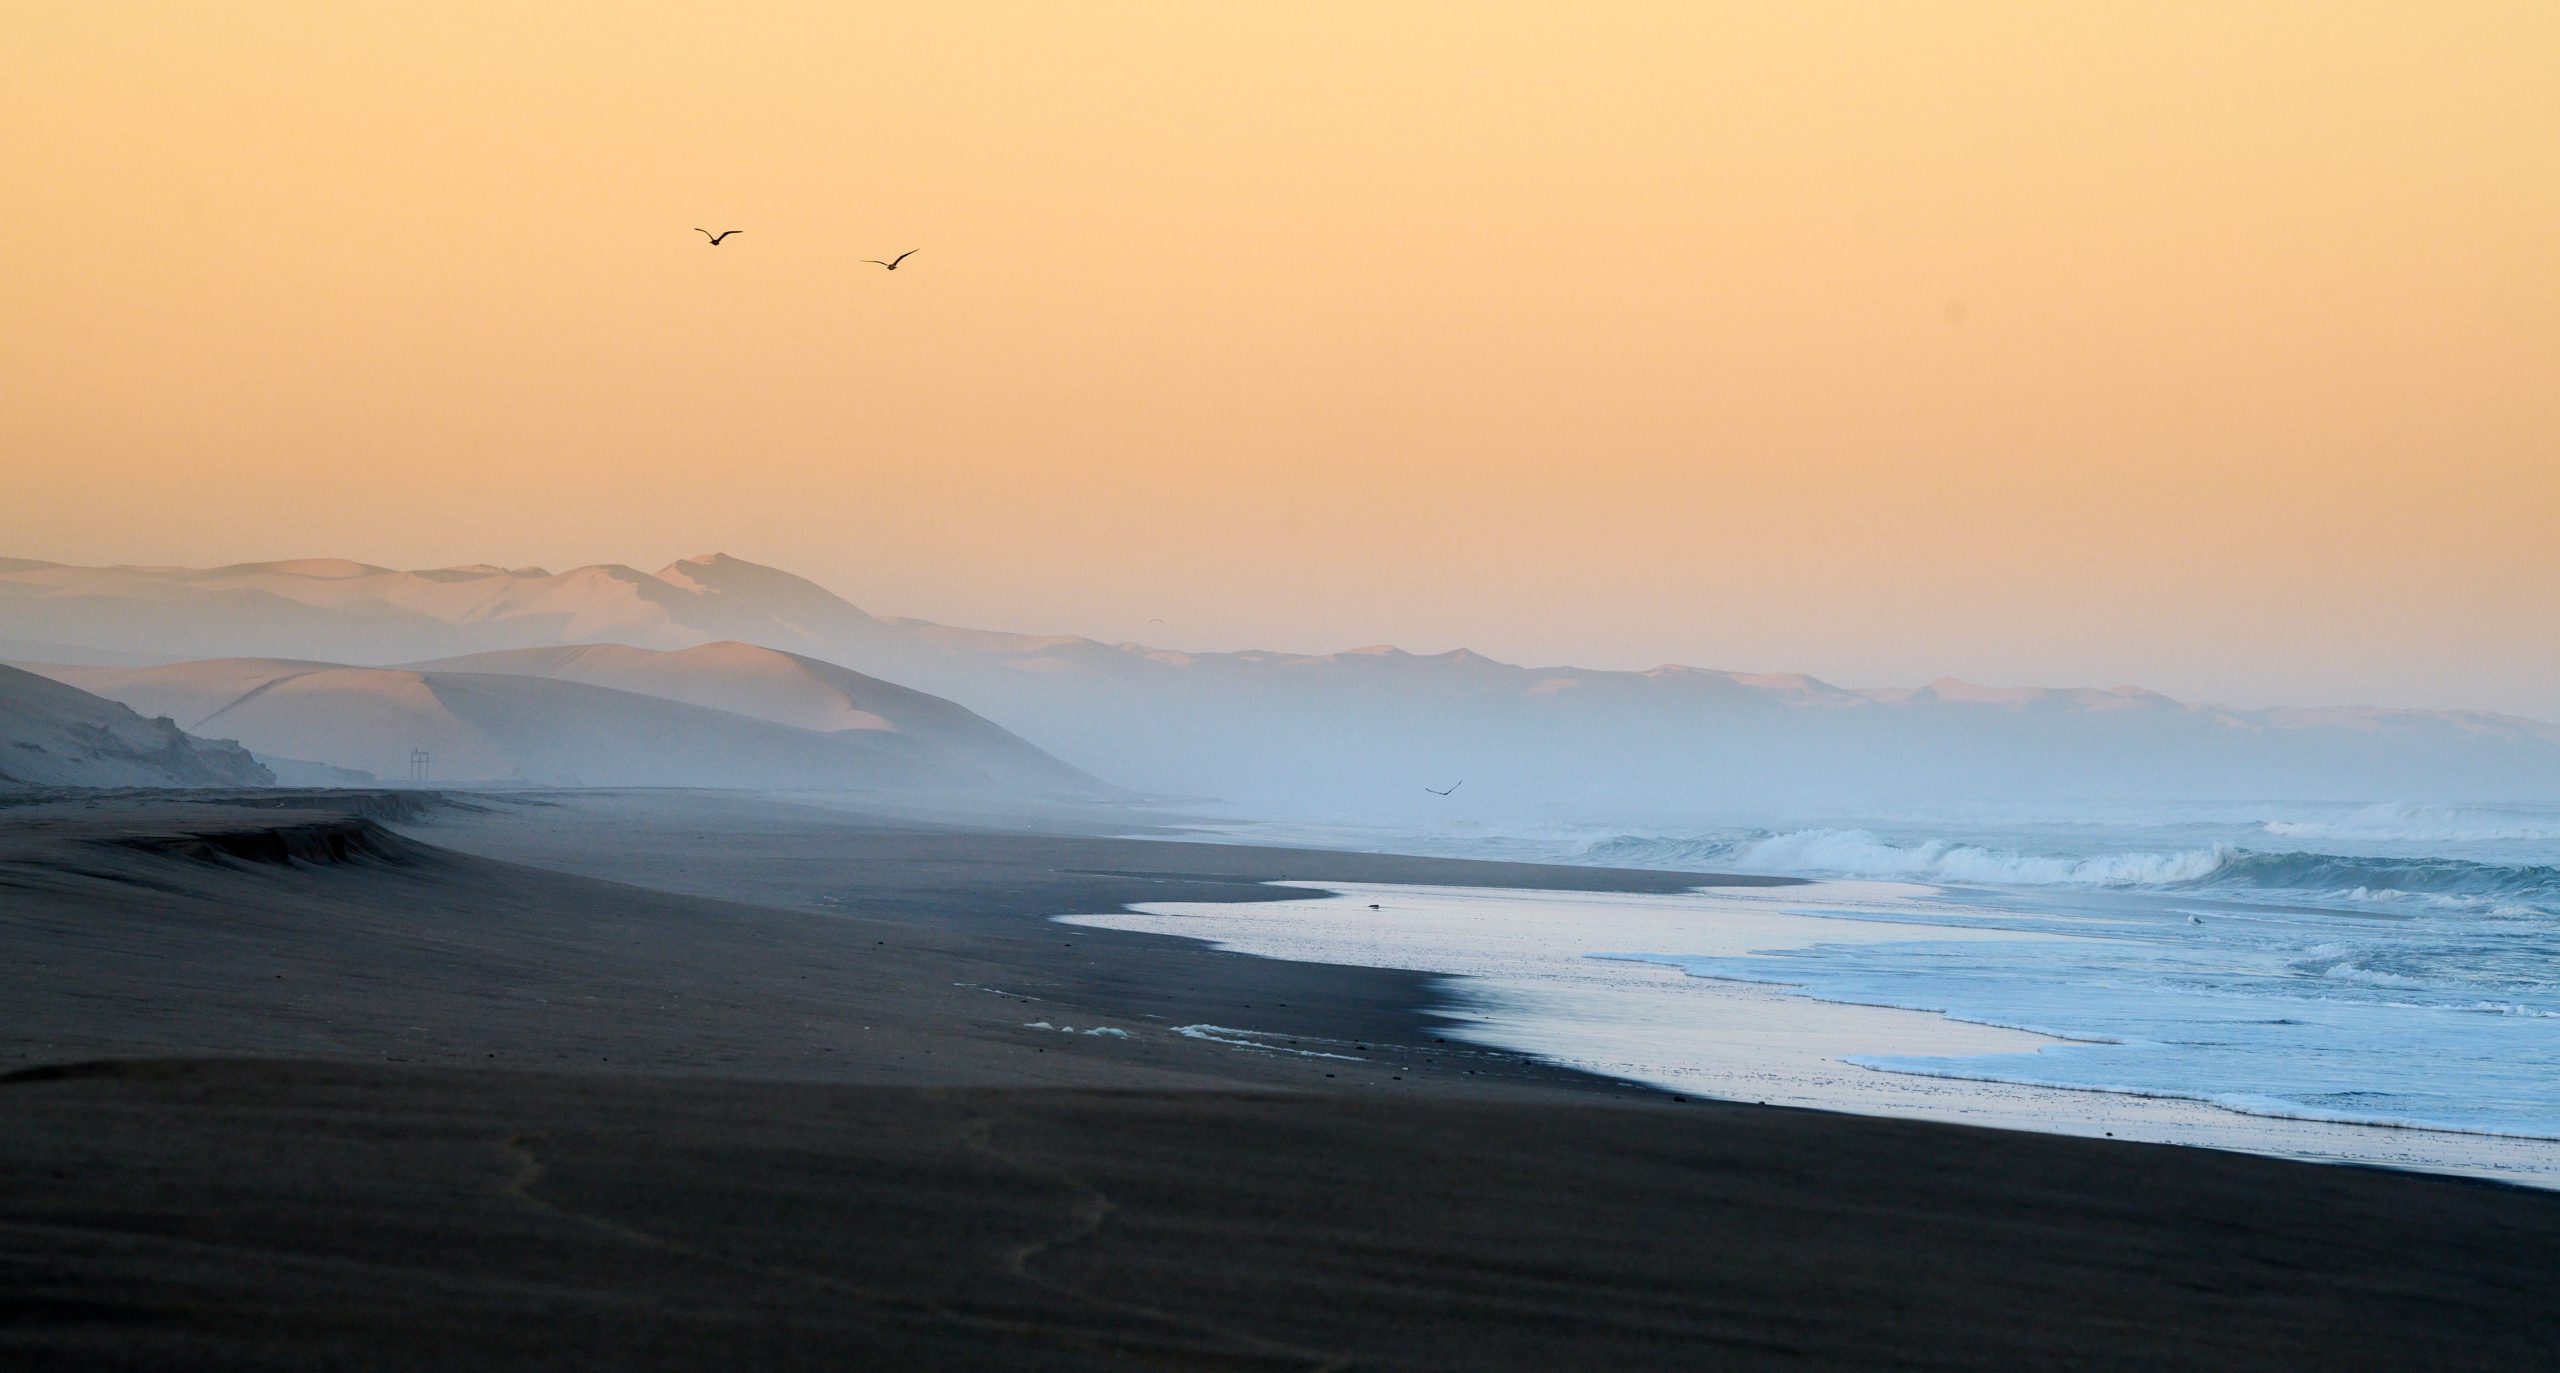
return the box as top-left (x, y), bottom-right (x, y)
top-left (5, 3), bottom-right (2554, 717)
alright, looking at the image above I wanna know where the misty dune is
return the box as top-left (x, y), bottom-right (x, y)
top-left (0, 663), bottom-right (271, 789)
top-left (398, 640), bottom-right (1099, 793)
top-left (8, 552), bottom-right (2554, 812)
top-left (28, 656), bottom-right (1098, 795)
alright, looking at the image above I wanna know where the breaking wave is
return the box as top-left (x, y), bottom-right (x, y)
top-left (1581, 828), bottom-right (2560, 911)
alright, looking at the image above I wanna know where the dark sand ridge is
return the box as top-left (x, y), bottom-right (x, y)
top-left (3, 789), bottom-right (2555, 1369)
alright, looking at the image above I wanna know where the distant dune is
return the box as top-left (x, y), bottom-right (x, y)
top-left (8, 553), bottom-right (2557, 809)
top-left (399, 641), bottom-right (1097, 793)
top-left (0, 664), bottom-right (272, 789)
top-left (29, 657), bottom-right (1098, 795)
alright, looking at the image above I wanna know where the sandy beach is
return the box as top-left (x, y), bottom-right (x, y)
top-left (5, 788), bottom-right (2556, 1369)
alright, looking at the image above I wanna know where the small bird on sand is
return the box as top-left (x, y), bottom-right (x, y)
top-left (1425, 780), bottom-right (1463, 797)
top-left (864, 250), bottom-right (918, 270)
top-left (695, 228), bottom-right (742, 246)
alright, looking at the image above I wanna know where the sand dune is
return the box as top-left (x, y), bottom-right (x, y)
top-left (403, 641), bottom-right (1099, 793)
top-left (0, 663), bottom-right (272, 789)
top-left (29, 658), bottom-right (1090, 794)
top-left (11, 552), bottom-right (2557, 808)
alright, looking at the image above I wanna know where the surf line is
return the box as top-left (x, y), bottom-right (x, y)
top-left (1173, 1024), bottom-right (1368, 1062)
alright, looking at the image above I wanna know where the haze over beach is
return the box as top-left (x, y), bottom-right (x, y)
top-left (4, 4), bottom-right (2557, 1370)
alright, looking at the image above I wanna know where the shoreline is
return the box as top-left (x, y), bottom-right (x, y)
top-left (1071, 878), bottom-right (2560, 1187)
top-left (7, 788), bottom-right (2558, 1367)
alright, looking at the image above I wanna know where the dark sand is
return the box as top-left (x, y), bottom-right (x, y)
top-left (4, 790), bottom-right (2555, 1369)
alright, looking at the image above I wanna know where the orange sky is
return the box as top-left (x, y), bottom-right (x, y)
top-left (4, 3), bottom-right (2554, 717)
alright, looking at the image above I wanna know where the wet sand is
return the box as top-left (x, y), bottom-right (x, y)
top-left (3, 789), bottom-right (2555, 1369)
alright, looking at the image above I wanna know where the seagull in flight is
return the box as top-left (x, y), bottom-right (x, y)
top-left (864, 250), bottom-right (919, 270)
top-left (695, 228), bottom-right (742, 246)
top-left (1424, 780), bottom-right (1463, 797)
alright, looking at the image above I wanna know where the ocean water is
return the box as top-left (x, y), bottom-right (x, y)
top-left (1190, 802), bottom-right (2560, 1141)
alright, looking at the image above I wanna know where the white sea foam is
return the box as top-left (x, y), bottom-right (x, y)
top-left (1848, 1059), bottom-right (2560, 1143)
top-left (1707, 829), bottom-right (2231, 887)
top-left (1173, 1024), bottom-right (1363, 1060)
top-left (1022, 1021), bottom-right (1130, 1036)
top-left (1574, 827), bottom-right (2560, 914)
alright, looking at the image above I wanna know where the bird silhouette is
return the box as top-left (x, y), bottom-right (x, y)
top-left (864, 250), bottom-right (918, 270)
top-left (695, 228), bottom-right (742, 246)
top-left (1425, 780), bottom-right (1463, 797)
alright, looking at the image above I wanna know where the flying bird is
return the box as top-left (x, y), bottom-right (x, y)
top-left (1425, 780), bottom-right (1463, 797)
top-left (864, 250), bottom-right (919, 270)
top-left (695, 228), bottom-right (742, 246)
